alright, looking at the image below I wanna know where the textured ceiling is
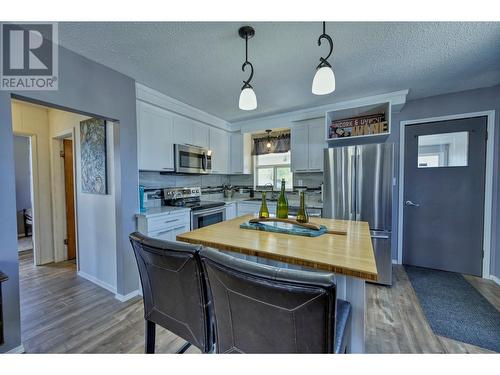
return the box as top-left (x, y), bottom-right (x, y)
top-left (57, 22), bottom-right (500, 122)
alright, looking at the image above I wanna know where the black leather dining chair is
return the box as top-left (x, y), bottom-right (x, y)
top-left (199, 247), bottom-right (352, 353)
top-left (129, 232), bottom-right (213, 354)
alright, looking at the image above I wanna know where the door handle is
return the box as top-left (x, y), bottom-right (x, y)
top-left (405, 200), bottom-right (420, 207)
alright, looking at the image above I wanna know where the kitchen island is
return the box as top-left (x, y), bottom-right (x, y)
top-left (177, 214), bottom-right (377, 353)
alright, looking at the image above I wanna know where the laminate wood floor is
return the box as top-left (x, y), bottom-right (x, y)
top-left (19, 251), bottom-right (499, 354)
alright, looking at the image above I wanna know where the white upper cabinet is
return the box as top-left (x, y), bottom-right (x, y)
top-left (291, 124), bottom-right (309, 172)
top-left (308, 119), bottom-right (325, 172)
top-left (230, 132), bottom-right (252, 174)
top-left (291, 118), bottom-right (325, 173)
top-left (209, 127), bottom-right (229, 174)
top-left (137, 101), bottom-right (174, 171)
top-left (192, 122), bottom-right (210, 149)
top-left (172, 116), bottom-right (192, 146)
top-left (173, 116), bottom-right (209, 149)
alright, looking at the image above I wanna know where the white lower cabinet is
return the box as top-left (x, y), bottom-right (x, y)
top-left (237, 201), bottom-right (276, 216)
top-left (137, 210), bottom-right (191, 241)
top-left (225, 203), bottom-right (237, 220)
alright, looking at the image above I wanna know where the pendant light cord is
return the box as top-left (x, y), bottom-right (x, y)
top-left (245, 34), bottom-right (248, 63)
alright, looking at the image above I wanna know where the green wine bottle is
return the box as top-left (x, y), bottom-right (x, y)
top-left (259, 191), bottom-right (270, 218)
top-left (296, 191), bottom-right (309, 223)
top-left (276, 178), bottom-right (288, 219)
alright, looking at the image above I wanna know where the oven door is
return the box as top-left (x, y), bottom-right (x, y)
top-left (192, 206), bottom-right (226, 229)
top-left (175, 144), bottom-right (212, 174)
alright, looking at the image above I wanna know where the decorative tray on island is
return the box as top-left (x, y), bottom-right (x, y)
top-left (240, 218), bottom-right (347, 237)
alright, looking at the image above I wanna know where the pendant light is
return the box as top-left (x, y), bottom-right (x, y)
top-left (265, 129), bottom-right (272, 152)
top-left (238, 26), bottom-right (257, 110)
top-left (312, 22), bottom-right (335, 95)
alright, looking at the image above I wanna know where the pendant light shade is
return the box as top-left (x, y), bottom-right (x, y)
top-left (312, 66), bottom-right (335, 95)
top-left (312, 22), bottom-right (335, 96)
top-left (239, 87), bottom-right (257, 110)
top-left (238, 26), bottom-right (257, 111)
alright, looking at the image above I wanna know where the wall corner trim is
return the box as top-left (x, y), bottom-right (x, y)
top-left (5, 344), bottom-right (25, 354)
top-left (77, 271), bottom-right (117, 295)
top-left (489, 275), bottom-right (500, 286)
top-left (115, 289), bottom-right (141, 302)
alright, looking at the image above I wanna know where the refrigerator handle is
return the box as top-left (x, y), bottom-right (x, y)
top-left (355, 153), bottom-right (361, 221)
top-left (350, 154), bottom-right (356, 220)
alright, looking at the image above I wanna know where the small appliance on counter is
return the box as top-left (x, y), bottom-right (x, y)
top-left (164, 187), bottom-right (226, 229)
top-left (222, 184), bottom-right (235, 198)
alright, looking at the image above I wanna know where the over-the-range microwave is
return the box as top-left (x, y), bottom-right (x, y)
top-left (174, 144), bottom-right (212, 174)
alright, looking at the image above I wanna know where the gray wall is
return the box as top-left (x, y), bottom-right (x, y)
top-left (0, 46), bottom-right (138, 352)
top-left (13, 136), bottom-right (31, 212)
top-left (329, 85), bottom-right (500, 277)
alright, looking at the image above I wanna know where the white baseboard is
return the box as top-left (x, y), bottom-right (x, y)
top-left (77, 271), bottom-right (117, 294)
top-left (6, 344), bottom-right (25, 354)
top-left (392, 259), bottom-right (399, 265)
top-left (488, 274), bottom-right (500, 286)
top-left (115, 289), bottom-right (141, 302)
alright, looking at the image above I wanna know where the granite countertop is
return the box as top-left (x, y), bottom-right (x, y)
top-left (136, 206), bottom-right (191, 218)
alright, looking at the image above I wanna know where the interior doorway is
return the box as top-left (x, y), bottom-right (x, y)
top-left (13, 135), bottom-right (35, 256)
top-left (62, 139), bottom-right (77, 260)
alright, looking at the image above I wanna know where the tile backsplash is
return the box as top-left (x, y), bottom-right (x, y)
top-left (139, 172), bottom-right (229, 189)
top-left (229, 171), bottom-right (323, 188)
top-left (140, 171), bottom-right (324, 190)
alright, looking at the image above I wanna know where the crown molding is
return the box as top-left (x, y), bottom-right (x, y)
top-left (232, 90), bottom-right (409, 133)
top-left (135, 83), bottom-right (231, 131)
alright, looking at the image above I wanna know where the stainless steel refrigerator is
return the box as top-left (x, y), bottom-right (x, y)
top-left (323, 143), bottom-right (394, 285)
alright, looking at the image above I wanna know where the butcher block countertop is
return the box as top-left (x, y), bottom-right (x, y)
top-left (176, 214), bottom-right (378, 281)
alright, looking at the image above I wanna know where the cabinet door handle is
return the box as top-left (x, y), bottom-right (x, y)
top-left (164, 219), bottom-right (179, 224)
top-left (157, 225), bottom-right (186, 236)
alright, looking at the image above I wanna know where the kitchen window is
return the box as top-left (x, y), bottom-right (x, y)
top-left (254, 151), bottom-right (293, 190)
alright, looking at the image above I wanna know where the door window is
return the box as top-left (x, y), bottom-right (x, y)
top-left (417, 131), bottom-right (468, 168)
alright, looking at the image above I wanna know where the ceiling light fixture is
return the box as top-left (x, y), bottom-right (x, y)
top-left (238, 26), bottom-right (257, 111)
top-left (312, 22), bottom-right (335, 95)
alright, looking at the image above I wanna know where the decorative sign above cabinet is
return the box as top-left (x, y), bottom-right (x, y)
top-left (325, 101), bottom-right (391, 142)
top-left (329, 113), bottom-right (387, 139)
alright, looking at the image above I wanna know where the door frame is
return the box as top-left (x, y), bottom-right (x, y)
top-left (397, 110), bottom-right (495, 279)
top-left (51, 128), bottom-right (79, 265)
top-left (13, 132), bottom-right (40, 266)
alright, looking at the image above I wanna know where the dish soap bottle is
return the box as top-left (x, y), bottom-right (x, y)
top-left (276, 178), bottom-right (288, 219)
top-left (296, 191), bottom-right (309, 223)
top-left (259, 191), bottom-right (270, 218)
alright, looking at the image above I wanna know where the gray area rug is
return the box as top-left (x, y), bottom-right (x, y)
top-left (405, 265), bottom-right (500, 352)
